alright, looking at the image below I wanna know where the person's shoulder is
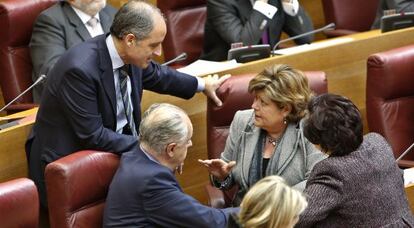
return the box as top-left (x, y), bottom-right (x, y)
top-left (102, 3), bottom-right (117, 16)
top-left (35, 2), bottom-right (65, 21)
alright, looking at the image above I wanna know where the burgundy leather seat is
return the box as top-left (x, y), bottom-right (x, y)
top-left (157, 0), bottom-right (206, 66)
top-left (206, 71), bottom-right (328, 208)
top-left (0, 0), bottom-right (56, 113)
top-left (0, 178), bottom-right (39, 228)
top-left (322, 0), bottom-right (379, 38)
top-left (367, 45), bottom-right (414, 167)
top-left (45, 150), bottom-right (120, 228)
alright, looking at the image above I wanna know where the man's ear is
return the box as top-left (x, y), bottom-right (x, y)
top-left (124, 33), bottom-right (136, 47)
top-left (165, 143), bottom-right (177, 158)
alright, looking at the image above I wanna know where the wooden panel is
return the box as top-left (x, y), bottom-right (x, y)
top-left (0, 109), bottom-right (37, 182)
top-left (405, 183), bottom-right (414, 214)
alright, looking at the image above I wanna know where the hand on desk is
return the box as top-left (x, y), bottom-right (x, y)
top-left (198, 158), bottom-right (236, 181)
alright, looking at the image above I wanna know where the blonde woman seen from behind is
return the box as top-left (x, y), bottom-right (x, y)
top-left (228, 175), bottom-right (307, 228)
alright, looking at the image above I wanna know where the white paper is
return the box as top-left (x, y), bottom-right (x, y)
top-left (177, 59), bottom-right (240, 77)
top-left (404, 168), bottom-right (414, 186)
top-left (273, 37), bottom-right (355, 55)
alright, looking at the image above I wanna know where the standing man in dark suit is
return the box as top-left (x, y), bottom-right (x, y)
top-left (201, 0), bottom-right (314, 61)
top-left (103, 103), bottom-right (238, 228)
top-left (30, 0), bottom-right (117, 102)
top-left (27, 0), bottom-right (229, 207)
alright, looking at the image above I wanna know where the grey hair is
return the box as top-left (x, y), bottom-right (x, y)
top-left (139, 103), bottom-right (189, 154)
top-left (110, 0), bottom-right (164, 40)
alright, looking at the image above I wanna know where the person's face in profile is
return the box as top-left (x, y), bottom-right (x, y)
top-left (125, 15), bottom-right (166, 69)
top-left (251, 90), bottom-right (290, 133)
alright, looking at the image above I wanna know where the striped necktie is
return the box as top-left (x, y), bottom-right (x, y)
top-left (119, 65), bottom-right (137, 136)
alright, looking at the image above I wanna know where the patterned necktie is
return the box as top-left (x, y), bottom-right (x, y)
top-left (119, 65), bottom-right (137, 136)
top-left (86, 17), bottom-right (98, 29)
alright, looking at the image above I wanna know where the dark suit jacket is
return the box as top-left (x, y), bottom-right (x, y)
top-left (30, 1), bottom-right (116, 102)
top-left (372, 0), bottom-right (414, 29)
top-left (103, 147), bottom-right (238, 227)
top-left (296, 133), bottom-right (414, 227)
top-left (27, 34), bottom-right (198, 206)
top-left (201, 0), bottom-right (313, 61)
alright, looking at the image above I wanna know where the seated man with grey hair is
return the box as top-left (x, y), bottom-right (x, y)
top-left (103, 103), bottom-right (238, 228)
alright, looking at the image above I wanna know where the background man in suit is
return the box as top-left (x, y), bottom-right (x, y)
top-left (103, 103), bottom-right (238, 228)
top-left (371, 0), bottom-right (414, 29)
top-left (201, 0), bottom-right (314, 61)
top-left (27, 0), bottom-right (229, 207)
top-left (30, 0), bottom-right (117, 102)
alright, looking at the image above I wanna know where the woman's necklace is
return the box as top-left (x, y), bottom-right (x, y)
top-left (267, 134), bottom-right (283, 147)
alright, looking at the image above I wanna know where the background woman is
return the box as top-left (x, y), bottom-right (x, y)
top-left (296, 93), bottom-right (414, 227)
top-left (228, 175), bottom-right (307, 228)
top-left (199, 64), bottom-right (325, 206)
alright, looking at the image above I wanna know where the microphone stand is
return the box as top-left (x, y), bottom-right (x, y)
top-left (396, 141), bottom-right (414, 162)
top-left (0, 75), bottom-right (47, 113)
top-left (271, 23), bottom-right (336, 55)
top-left (161, 53), bottom-right (188, 66)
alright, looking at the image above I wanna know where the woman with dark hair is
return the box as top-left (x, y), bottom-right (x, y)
top-left (296, 93), bottom-right (414, 227)
top-left (199, 64), bottom-right (326, 206)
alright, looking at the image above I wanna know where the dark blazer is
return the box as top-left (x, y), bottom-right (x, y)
top-left (201, 0), bottom-right (313, 61)
top-left (296, 133), bottom-right (414, 227)
top-left (27, 35), bottom-right (198, 206)
top-left (372, 0), bottom-right (414, 29)
top-left (30, 1), bottom-right (116, 102)
top-left (103, 147), bottom-right (238, 227)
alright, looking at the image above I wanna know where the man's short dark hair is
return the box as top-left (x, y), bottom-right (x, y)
top-left (110, 0), bottom-right (164, 40)
top-left (303, 93), bottom-right (363, 156)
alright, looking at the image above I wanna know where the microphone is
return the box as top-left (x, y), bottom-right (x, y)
top-left (396, 141), bottom-right (414, 162)
top-left (271, 23), bottom-right (336, 54)
top-left (0, 74), bottom-right (46, 113)
top-left (161, 52), bottom-right (188, 66)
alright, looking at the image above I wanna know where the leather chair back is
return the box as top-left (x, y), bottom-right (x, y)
top-left (322, 0), bottom-right (379, 37)
top-left (157, 0), bottom-right (206, 66)
top-left (45, 150), bottom-right (120, 228)
top-left (0, 178), bottom-right (39, 228)
top-left (206, 71), bottom-right (327, 207)
top-left (0, 0), bottom-right (56, 112)
top-left (367, 45), bottom-right (414, 167)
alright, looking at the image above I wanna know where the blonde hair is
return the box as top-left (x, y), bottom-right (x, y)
top-left (238, 176), bottom-right (307, 228)
top-left (248, 64), bottom-right (313, 123)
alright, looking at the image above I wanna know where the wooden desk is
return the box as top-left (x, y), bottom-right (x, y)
top-left (142, 27), bottom-right (414, 203)
top-left (0, 108), bottom-right (37, 183)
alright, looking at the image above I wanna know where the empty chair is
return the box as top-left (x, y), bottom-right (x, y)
top-left (366, 44), bottom-right (414, 167)
top-left (321, 0), bottom-right (379, 37)
top-left (0, 178), bottom-right (39, 228)
top-left (45, 150), bottom-right (120, 228)
top-left (0, 0), bottom-right (56, 112)
top-left (157, 0), bottom-right (206, 66)
top-left (206, 71), bottom-right (328, 208)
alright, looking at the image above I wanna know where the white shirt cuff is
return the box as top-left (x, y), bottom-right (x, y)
top-left (253, 1), bottom-right (278, 19)
top-left (196, 76), bottom-right (205, 92)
